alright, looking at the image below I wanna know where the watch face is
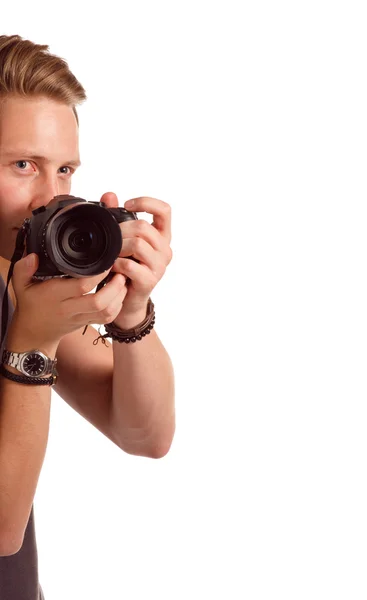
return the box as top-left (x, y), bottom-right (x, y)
top-left (23, 353), bottom-right (46, 376)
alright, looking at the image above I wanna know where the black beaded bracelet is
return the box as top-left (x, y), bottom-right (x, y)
top-left (92, 298), bottom-right (156, 346)
top-left (105, 315), bottom-right (156, 344)
top-left (0, 363), bottom-right (56, 386)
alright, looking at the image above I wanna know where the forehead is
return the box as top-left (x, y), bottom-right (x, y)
top-left (0, 95), bottom-right (79, 160)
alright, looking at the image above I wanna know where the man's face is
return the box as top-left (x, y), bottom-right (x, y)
top-left (0, 95), bottom-right (80, 260)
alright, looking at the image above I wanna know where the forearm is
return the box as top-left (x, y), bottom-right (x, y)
top-left (0, 322), bottom-right (58, 555)
top-left (109, 326), bottom-right (175, 459)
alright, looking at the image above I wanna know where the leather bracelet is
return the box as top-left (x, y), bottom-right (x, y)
top-left (0, 363), bottom-right (56, 386)
top-left (92, 297), bottom-right (155, 346)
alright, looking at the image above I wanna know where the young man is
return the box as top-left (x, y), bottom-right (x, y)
top-left (0, 34), bottom-right (175, 598)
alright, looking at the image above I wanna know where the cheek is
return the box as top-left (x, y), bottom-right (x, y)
top-left (0, 178), bottom-right (29, 221)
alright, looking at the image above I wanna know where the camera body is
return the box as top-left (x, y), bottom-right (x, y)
top-left (23, 194), bottom-right (138, 280)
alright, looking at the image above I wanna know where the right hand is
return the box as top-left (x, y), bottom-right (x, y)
top-left (9, 253), bottom-right (128, 346)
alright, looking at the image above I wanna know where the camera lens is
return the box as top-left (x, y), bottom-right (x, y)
top-left (45, 202), bottom-right (123, 276)
top-left (58, 218), bottom-right (107, 265)
top-left (69, 230), bottom-right (93, 252)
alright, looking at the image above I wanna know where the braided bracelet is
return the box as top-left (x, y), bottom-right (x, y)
top-left (92, 297), bottom-right (155, 346)
top-left (0, 363), bottom-right (56, 386)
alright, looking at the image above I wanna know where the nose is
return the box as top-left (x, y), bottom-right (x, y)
top-left (29, 175), bottom-right (63, 212)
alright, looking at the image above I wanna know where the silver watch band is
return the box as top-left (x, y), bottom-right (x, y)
top-left (1, 349), bottom-right (57, 377)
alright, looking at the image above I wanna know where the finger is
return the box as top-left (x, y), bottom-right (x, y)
top-left (120, 219), bottom-right (165, 252)
top-left (81, 291), bottom-right (127, 327)
top-left (114, 237), bottom-right (162, 273)
top-left (99, 191), bottom-right (119, 208)
top-left (86, 288), bottom-right (127, 326)
top-left (112, 258), bottom-right (156, 295)
top-left (48, 267), bottom-right (114, 302)
top-left (66, 272), bottom-right (127, 317)
top-left (124, 197), bottom-right (171, 242)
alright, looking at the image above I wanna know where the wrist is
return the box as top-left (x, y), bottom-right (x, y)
top-left (4, 319), bottom-right (60, 359)
top-left (93, 298), bottom-right (155, 346)
top-left (112, 298), bottom-right (151, 330)
top-left (1, 363), bottom-right (52, 378)
top-left (112, 308), bottom-right (148, 330)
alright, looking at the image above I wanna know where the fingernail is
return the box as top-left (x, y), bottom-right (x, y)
top-left (125, 200), bottom-right (134, 208)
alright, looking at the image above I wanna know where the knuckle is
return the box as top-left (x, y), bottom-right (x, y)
top-left (133, 237), bottom-right (145, 252)
top-left (136, 219), bottom-right (149, 233)
top-left (93, 295), bottom-right (105, 312)
top-left (78, 279), bottom-right (92, 295)
top-left (123, 257), bottom-right (135, 272)
top-left (102, 307), bottom-right (116, 322)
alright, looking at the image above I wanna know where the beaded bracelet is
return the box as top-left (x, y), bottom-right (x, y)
top-left (0, 363), bottom-right (57, 386)
top-left (92, 297), bottom-right (155, 346)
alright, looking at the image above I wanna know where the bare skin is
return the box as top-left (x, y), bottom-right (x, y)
top-left (0, 93), bottom-right (175, 457)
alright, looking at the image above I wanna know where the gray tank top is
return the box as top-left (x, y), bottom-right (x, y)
top-left (0, 272), bottom-right (45, 599)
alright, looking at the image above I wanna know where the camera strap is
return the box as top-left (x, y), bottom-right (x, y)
top-left (0, 220), bottom-right (30, 352)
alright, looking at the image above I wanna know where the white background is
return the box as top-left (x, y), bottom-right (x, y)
top-left (2, 1), bottom-right (367, 598)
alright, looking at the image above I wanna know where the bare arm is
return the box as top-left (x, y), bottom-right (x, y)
top-left (0, 320), bottom-right (58, 556)
top-left (109, 316), bottom-right (175, 457)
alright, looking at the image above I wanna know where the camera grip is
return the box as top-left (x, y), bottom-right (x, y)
top-left (108, 207), bottom-right (138, 223)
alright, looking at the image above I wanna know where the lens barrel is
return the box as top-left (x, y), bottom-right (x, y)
top-left (45, 203), bottom-right (122, 276)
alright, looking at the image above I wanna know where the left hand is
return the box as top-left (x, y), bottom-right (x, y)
top-left (100, 192), bottom-right (173, 327)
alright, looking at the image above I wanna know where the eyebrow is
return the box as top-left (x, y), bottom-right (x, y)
top-left (2, 150), bottom-right (81, 167)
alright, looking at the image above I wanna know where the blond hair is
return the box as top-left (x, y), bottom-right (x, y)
top-left (0, 34), bottom-right (87, 125)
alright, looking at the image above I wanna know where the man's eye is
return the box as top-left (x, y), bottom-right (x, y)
top-left (59, 166), bottom-right (73, 175)
top-left (15, 160), bottom-right (31, 170)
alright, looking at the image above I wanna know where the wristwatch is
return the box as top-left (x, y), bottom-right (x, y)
top-left (1, 349), bottom-right (58, 378)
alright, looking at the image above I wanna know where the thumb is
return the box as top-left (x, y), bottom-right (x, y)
top-left (16, 253), bottom-right (39, 282)
top-left (100, 191), bottom-right (119, 208)
top-left (10, 254), bottom-right (39, 300)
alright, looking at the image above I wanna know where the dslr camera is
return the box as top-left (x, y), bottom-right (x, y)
top-left (18, 194), bottom-right (138, 281)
